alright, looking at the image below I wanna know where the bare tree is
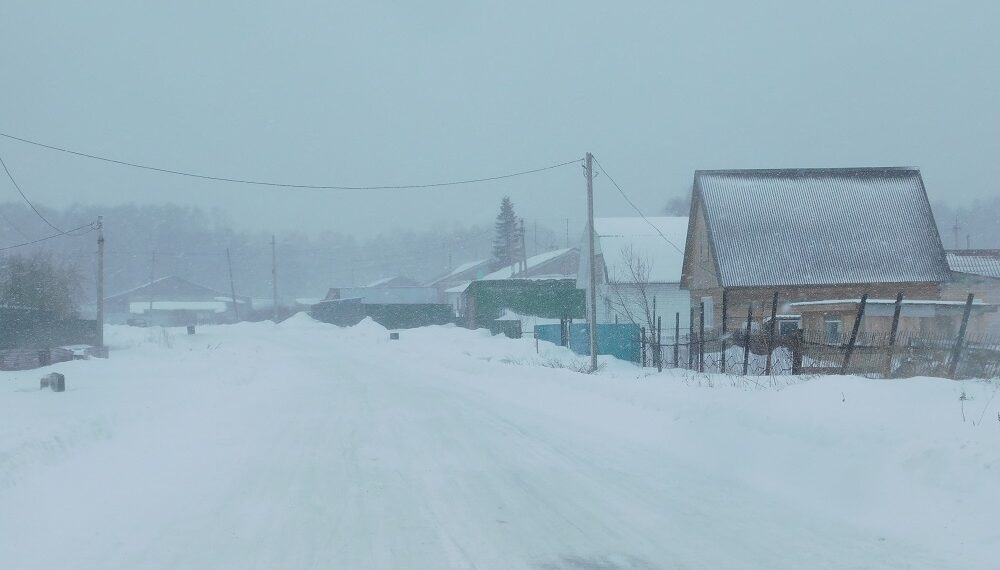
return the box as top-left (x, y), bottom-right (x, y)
top-left (602, 245), bottom-right (659, 360)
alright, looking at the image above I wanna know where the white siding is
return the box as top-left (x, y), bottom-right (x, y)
top-left (596, 282), bottom-right (690, 340)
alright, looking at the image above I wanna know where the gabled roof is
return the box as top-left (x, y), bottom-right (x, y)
top-left (366, 276), bottom-right (420, 288)
top-left (691, 167), bottom-right (951, 288)
top-left (106, 275), bottom-right (242, 303)
top-left (424, 258), bottom-right (492, 287)
top-left (480, 248), bottom-right (578, 280)
top-left (946, 250), bottom-right (1000, 279)
top-left (592, 217), bottom-right (688, 283)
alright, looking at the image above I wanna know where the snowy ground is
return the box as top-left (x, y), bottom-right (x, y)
top-left (1, 315), bottom-right (998, 569)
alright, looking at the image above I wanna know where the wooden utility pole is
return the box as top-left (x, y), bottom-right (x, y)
top-left (226, 248), bottom-right (239, 322)
top-left (585, 152), bottom-right (599, 372)
top-left (520, 218), bottom-right (528, 273)
top-left (96, 216), bottom-right (105, 348)
top-left (271, 234), bottom-right (279, 322)
top-left (148, 251), bottom-right (156, 313)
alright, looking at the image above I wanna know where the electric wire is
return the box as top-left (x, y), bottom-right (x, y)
top-left (0, 222), bottom-right (96, 252)
top-left (592, 154), bottom-right (717, 278)
top-left (0, 150), bottom-right (77, 235)
top-left (0, 131), bottom-right (581, 190)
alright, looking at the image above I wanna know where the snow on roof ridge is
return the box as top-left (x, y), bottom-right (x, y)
top-left (480, 248), bottom-right (575, 280)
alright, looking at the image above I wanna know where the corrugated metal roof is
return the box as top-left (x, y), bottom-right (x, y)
top-left (946, 250), bottom-right (1000, 279)
top-left (695, 167), bottom-right (951, 288)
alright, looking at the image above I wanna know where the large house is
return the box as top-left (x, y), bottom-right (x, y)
top-left (680, 167), bottom-right (967, 338)
top-left (577, 217), bottom-right (690, 340)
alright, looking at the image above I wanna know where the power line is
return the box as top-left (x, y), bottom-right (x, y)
top-left (0, 131), bottom-right (581, 190)
top-left (592, 154), bottom-right (716, 278)
top-left (591, 154), bottom-right (686, 256)
top-left (0, 222), bottom-right (96, 252)
top-left (0, 150), bottom-right (77, 235)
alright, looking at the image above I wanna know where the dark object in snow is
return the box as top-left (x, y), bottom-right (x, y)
top-left (40, 372), bottom-right (65, 392)
top-left (389, 332), bottom-right (399, 340)
top-left (187, 325), bottom-right (196, 335)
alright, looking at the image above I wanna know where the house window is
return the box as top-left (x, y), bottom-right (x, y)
top-left (825, 319), bottom-right (842, 344)
top-left (778, 319), bottom-right (801, 337)
top-left (701, 296), bottom-right (714, 329)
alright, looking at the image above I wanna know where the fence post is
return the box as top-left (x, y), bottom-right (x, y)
top-left (883, 292), bottom-right (904, 378)
top-left (641, 326), bottom-right (646, 367)
top-left (698, 301), bottom-right (705, 372)
top-left (656, 316), bottom-right (663, 372)
top-left (791, 328), bottom-right (803, 374)
top-left (948, 293), bottom-right (975, 379)
top-left (742, 303), bottom-right (752, 376)
top-left (841, 293), bottom-right (869, 375)
top-left (720, 290), bottom-right (728, 374)
top-left (765, 291), bottom-right (778, 375)
top-left (689, 307), bottom-right (695, 369)
top-left (673, 312), bottom-right (680, 368)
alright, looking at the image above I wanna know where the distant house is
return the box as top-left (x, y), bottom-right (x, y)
top-left (424, 258), bottom-right (493, 315)
top-left (680, 167), bottom-right (956, 337)
top-left (105, 276), bottom-right (250, 326)
top-left (944, 250), bottom-right (1000, 334)
top-left (461, 248), bottom-right (582, 332)
top-left (577, 217), bottom-right (690, 340)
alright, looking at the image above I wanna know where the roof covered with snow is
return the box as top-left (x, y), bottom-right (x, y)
top-left (107, 276), bottom-right (246, 303)
top-left (946, 250), bottom-right (1000, 279)
top-left (424, 258), bottom-right (492, 287)
top-left (480, 248), bottom-right (578, 280)
top-left (366, 276), bottom-right (420, 288)
top-left (593, 217), bottom-right (688, 283)
top-left (693, 168), bottom-right (951, 288)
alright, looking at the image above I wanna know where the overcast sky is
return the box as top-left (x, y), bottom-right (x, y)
top-left (1, 0), bottom-right (997, 238)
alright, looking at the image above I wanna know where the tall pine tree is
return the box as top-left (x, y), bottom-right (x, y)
top-left (491, 196), bottom-right (523, 270)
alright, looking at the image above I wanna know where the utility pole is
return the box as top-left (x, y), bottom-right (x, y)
top-left (533, 220), bottom-right (538, 257)
top-left (952, 214), bottom-right (960, 249)
top-left (96, 216), bottom-right (105, 349)
top-left (226, 248), bottom-right (239, 322)
top-left (585, 152), bottom-right (599, 372)
top-left (564, 218), bottom-right (570, 249)
top-left (520, 218), bottom-right (528, 273)
top-left (148, 251), bottom-right (156, 313)
top-left (271, 234), bottom-right (279, 322)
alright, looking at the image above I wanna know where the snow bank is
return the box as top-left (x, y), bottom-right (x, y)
top-left (1, 319), bottom-right (997, 569)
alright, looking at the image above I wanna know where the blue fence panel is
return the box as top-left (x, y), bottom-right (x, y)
top-left (533, 323), bottom-right (640, 363)
top-left (534, 324), bottom-right (562, 346)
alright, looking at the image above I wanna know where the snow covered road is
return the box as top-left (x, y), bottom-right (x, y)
top-left (2, 316), bottom-right (998, 569)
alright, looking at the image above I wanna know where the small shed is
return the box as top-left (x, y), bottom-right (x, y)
top-left (944, 250), bottom-right (1000, 335)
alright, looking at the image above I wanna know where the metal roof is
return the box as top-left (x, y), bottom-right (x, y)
top-left (694, 167), bottom-right (951, 288)
top-left (946, 250), bottom-right (1000, 279)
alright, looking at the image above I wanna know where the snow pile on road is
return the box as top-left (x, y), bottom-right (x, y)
top-left (1, 314), bottom-right (998, 569)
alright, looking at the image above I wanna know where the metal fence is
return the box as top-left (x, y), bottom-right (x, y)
top-left (635, 291), bottom-right (1000, 380)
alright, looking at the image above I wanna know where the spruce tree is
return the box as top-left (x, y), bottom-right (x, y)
top-left (491, 196), bottom-right (523, 269)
